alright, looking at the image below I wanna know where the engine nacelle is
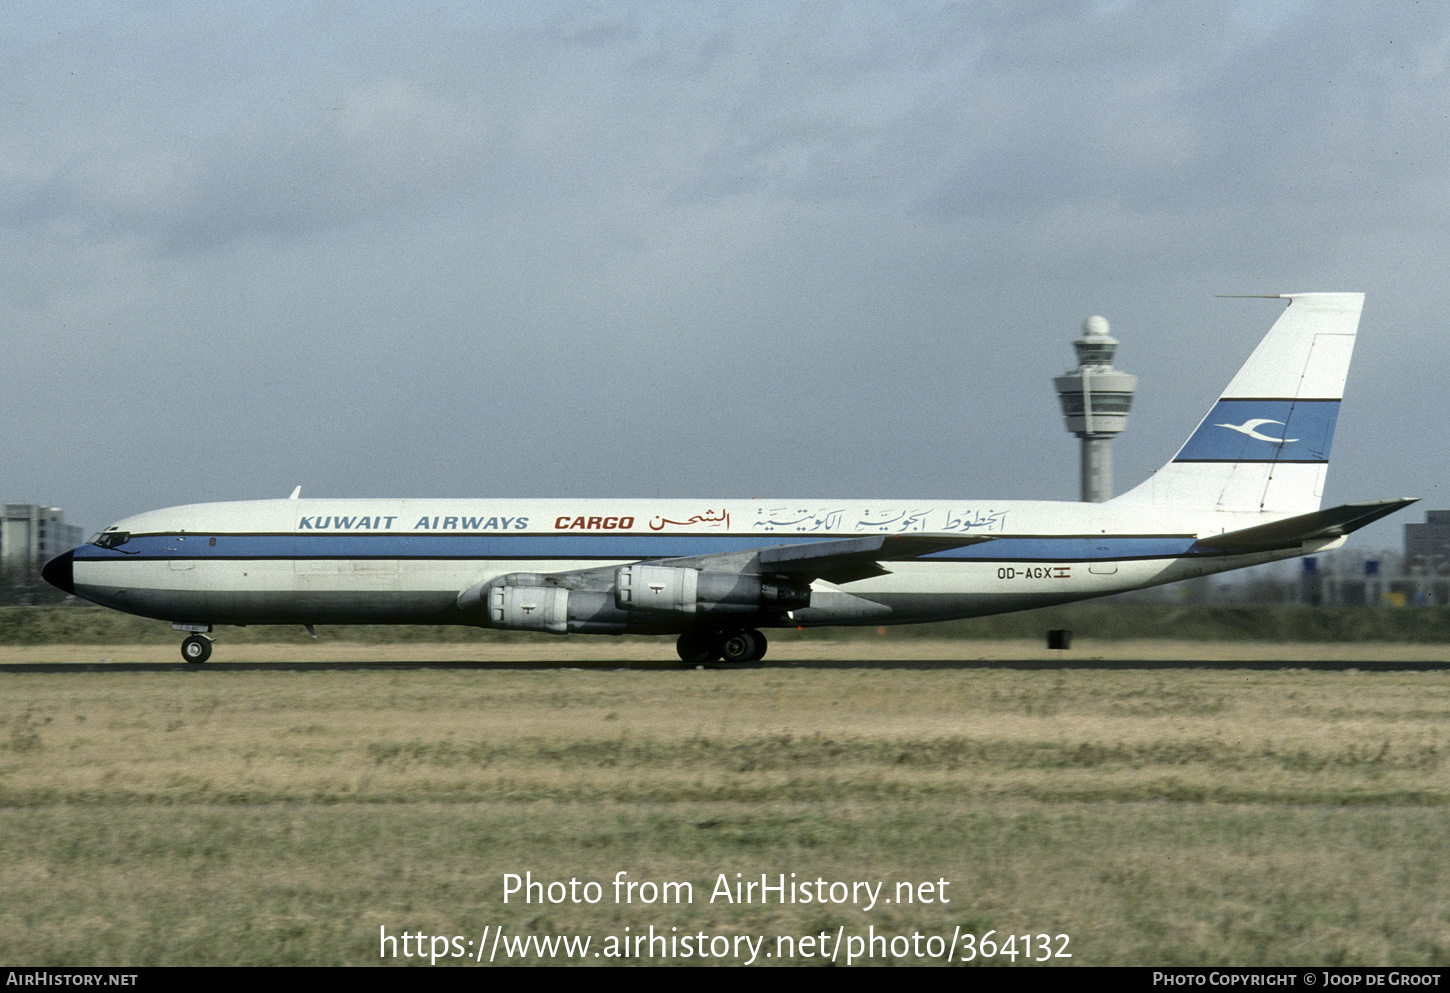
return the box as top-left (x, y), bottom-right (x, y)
top-left (614, 565), bottom-right (810, 615)
top-left (489, 583), bottom-right (570, 634)
top-left (459, 573), bottom-right (636, 635)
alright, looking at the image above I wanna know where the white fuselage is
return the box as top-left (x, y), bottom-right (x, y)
top-left (65, 495), bottom-right (1330, 631)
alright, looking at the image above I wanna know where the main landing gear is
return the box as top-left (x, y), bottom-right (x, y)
top-left (676, 627), bottom-right (769, 664)
top-left (181, 634), bottom-right (213, 664)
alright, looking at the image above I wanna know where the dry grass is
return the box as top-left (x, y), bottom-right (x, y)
top-left (3, 662), bottom-right (1450, 965)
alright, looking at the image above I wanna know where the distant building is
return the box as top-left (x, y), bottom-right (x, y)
top-left (1291, 509), bottom-right (1450, 608)
top-left (1, 504), bottom-right (84, 585)
top-left (1400, 509), bottom-right (1450, 606)
top-left (1405, 510), bottom-right (1450, 570)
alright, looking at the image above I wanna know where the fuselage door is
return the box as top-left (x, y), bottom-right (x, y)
top-left (1087, 523), bottom-right (1118, 574)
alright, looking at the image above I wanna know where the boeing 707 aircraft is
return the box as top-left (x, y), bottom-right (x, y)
top-left (43, 293), bottom-right (1414, 663)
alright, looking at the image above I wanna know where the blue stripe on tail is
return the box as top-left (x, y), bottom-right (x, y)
top-left (1174, 399), bottom-right (1339, 463)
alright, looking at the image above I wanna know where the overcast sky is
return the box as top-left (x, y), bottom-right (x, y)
top-left (4, 1), bottom-right (1446, 554)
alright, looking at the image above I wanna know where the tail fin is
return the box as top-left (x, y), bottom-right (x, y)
top-left (1113, 292), bottom-right (1364, 515)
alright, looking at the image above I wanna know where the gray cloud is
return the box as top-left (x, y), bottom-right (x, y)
top-left (3, 1), bottom-right (1446, 550)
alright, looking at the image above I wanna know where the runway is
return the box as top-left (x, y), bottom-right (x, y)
top-left (2, 657), bottom-right (1445, 673)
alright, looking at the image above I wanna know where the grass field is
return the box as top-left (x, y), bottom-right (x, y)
top-left (3, 657), bottom-right (1450, 966)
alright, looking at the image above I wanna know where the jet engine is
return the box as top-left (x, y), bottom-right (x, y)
top-left (458, 572), bottom-right (636, 635)
top-left (613, 564), bottom-right (810, 615)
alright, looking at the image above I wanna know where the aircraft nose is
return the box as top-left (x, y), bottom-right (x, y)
top-left (41, 550), bottom-right (75, 595)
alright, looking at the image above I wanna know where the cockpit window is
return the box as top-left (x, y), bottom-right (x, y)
top-left (91, 531), bottom-right (131, 549)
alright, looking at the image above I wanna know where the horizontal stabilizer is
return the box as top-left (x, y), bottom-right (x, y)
top-left (1196, 498), bottom-right (1419, 551)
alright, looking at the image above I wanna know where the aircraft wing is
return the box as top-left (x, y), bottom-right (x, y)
top-left (751, 533), bottom-right (995, 584)
top-left (457, 532), bottom-right (995, 616)
top-left (640, 532), bottom-right (996, 585)
top-left (1195, 498), bottom-right (1419, 551)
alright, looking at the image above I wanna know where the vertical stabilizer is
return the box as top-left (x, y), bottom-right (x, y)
top-left (1112, 293), bottom-right (1363, 515)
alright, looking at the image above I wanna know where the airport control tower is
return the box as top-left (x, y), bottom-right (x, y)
top-left (1053, 316), bottom-right (1137, 502)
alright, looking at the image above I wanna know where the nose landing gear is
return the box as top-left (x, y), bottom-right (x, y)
top-left (181, 634), bottom-right (213, 664)
top-left (173, 623), bottom-right (214, 664)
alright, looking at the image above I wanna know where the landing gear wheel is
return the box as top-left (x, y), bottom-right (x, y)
top-left (676, 630), bottom-right (720, 663)
top-left (719, 629), bottom-right (759, 663)
top-left (745, 628), bottom-right (768, 662)
top-left (181, 635), bottom-right (212, 664)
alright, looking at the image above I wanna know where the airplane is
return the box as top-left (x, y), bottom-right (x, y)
top-left (43, 292), bottom-right (1415, 664)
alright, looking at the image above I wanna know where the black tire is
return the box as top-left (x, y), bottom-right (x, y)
top-left (745, 628), bottom-right (768, 661)
top-left (719, 629), bottom-right (758, 663)
top-left (181, 635), bottom-right (212, 664)
top-left (676, 630), bottom-right (719, 663)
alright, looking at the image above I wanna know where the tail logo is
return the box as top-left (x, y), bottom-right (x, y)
top-left (1214, 418), bottom-right (1299, 445)
top-left (1175, 398), bottom-right (1339, 463)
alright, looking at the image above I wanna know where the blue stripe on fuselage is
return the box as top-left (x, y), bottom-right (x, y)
top-left (70, 532), bottom-right (1221, 563)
